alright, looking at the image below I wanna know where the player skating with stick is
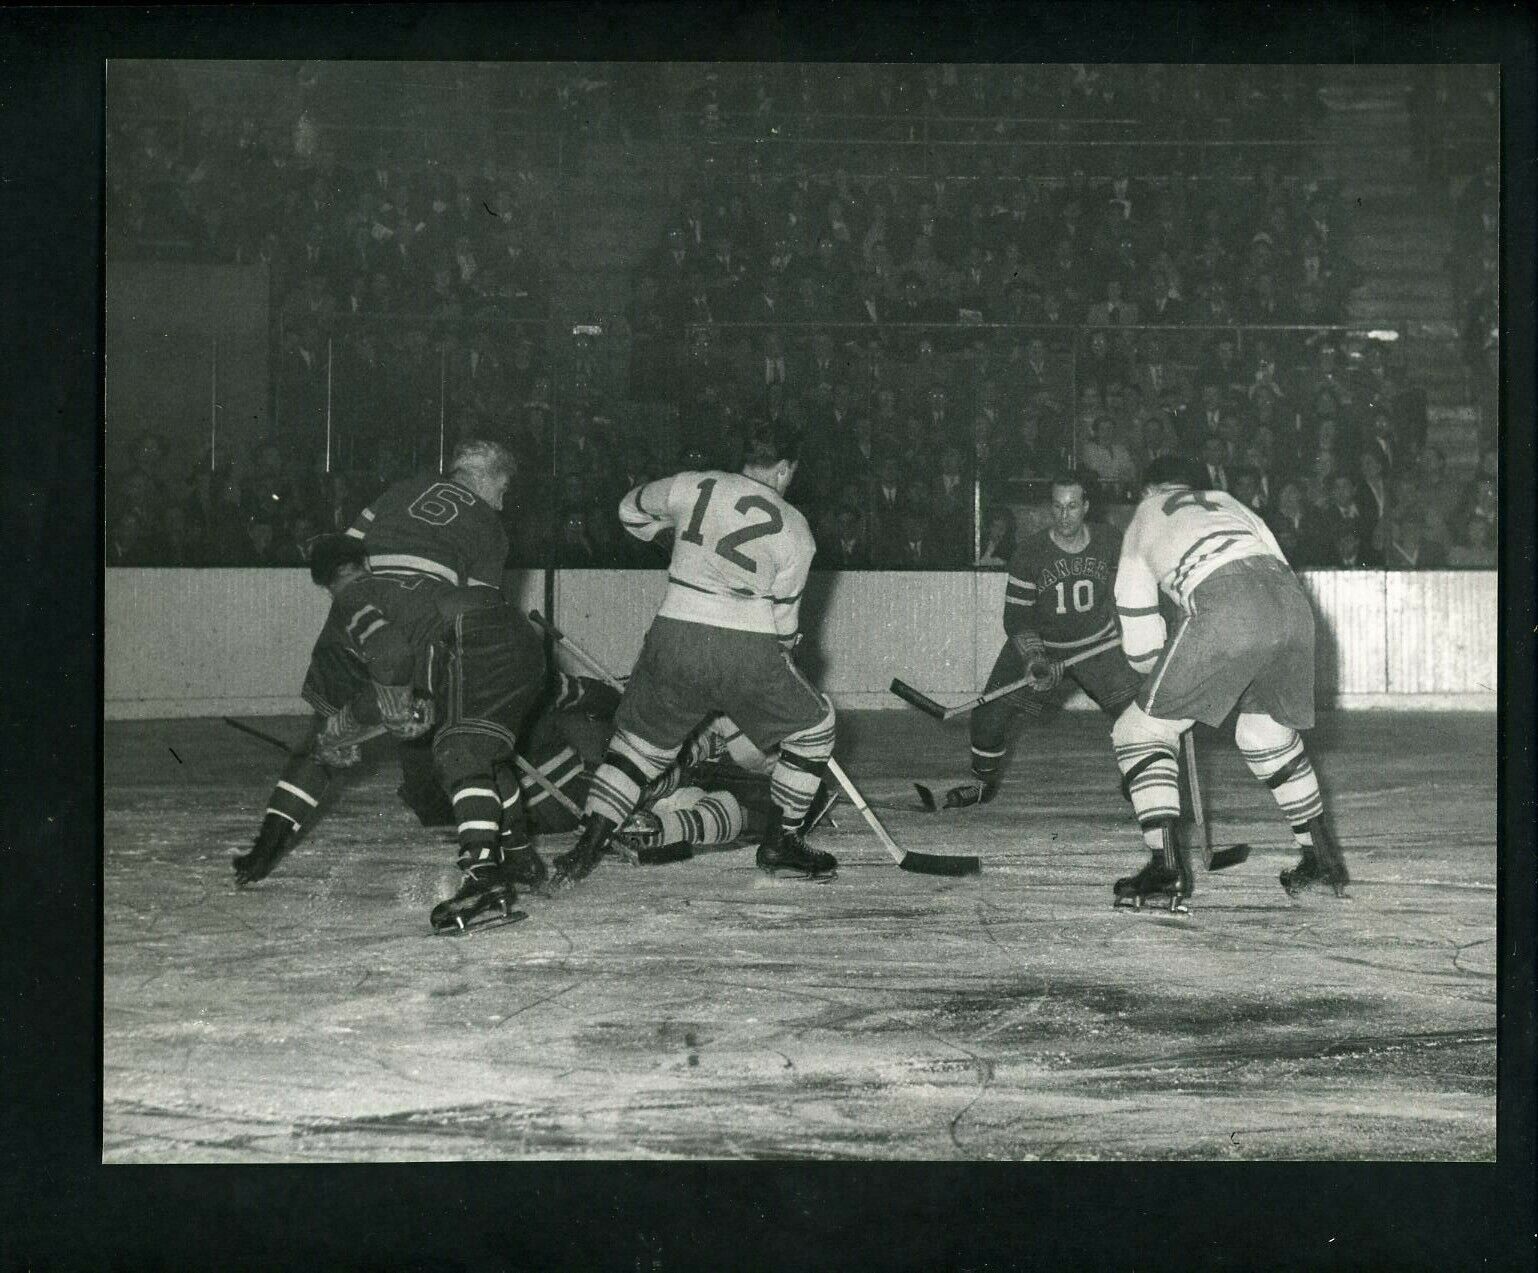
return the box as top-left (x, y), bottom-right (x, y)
top-left (1109, 454), bottom-right (1349, 912)
top-left (914, 472), bottom-right (1142, 811)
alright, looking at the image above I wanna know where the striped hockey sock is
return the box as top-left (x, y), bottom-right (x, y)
top-left (264, 755), bottom-right (329, 832)
top-left (772, 708), bottom-right (836, 831)
top-left (969, 744), bottom-right (1007, 786)
top-left (656, 792), bottom-right (744, 847)
top-left (1115, 742), bottom-right (1183, 833)
top-left (451, 778), bottom-right (503, 873)
top-left (583, 729), bottom-right (677, 827)
top-left (497, 778), bottom-right (532, 853)
top-left (1236, 715), bottom-right (1324, 844)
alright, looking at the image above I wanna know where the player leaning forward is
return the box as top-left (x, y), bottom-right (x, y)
top-left (1109, 455), bottom-right (1349, 911)
top-left (348, 440), bottom-right (550, 929)
top-left (550, 432), bottom-right (838, 887)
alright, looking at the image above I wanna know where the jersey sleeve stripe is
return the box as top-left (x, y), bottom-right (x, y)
top-left (466, 576), bottom-right (499, 589)
top-left (1116, 604), bottom-right (1162, 617)
top-left (360, 509), bottom-right (375, 521)
top-left (353, 617), bottom-right (388, 644)
top-left (344, 528), bottom-right (366, 540)
top-left (367, 554), bottom-right (458, 584)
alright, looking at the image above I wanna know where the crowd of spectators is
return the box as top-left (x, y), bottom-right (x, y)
top-left (107, 63), bottom-right (1494, 571)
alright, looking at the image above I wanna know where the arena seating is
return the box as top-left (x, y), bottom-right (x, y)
top-left (105, 63), bottom-right (1496, 571)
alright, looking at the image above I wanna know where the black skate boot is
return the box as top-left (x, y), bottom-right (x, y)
top-left (1113, 822), bottom-right (1193, 913)
top-left (943, 778), bottom-right (999, 809)
top-left (550, 813), bottom-right (620, 888)
top-left (914, 778), bottom-right (998, 812)
top-left (431, 856), bottom-right (521, 933)
top-left (502, 841), bottom-right (550, 891)
top-left (233, 815), bottom-right (296, 887)
top-left (756, 814), bottom-right (838, 880)
top-left (1281, 816), bottom-right (1349, 898)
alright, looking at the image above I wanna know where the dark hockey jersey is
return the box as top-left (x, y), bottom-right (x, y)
top-left (325, 571), bottom-right (451, 689)
top-left (1002, 524), bottom-right (1121, 655)
top-left (346, 473), bottom-right (508, 591)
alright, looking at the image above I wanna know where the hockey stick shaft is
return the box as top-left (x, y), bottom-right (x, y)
top-left (223, 716), bottom-right (295, 752)
top-left (892, 640), bottom-right (1111, 721)
top-left (1182, 729), bottom-right (1211, 869)
top-left (223, 714), bottom-right (392, 755)
top-left (528, 610), bottom-right (626, 690)
top-left (825, 758), bottom-right (906, 865)
top-left (825, 758), bottom-right (979, 874)
top-left (511, 751), bottom-right (584, 819)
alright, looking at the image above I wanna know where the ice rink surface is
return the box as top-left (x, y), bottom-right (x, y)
top-left (104, 710), bottom-right (1496, 1162)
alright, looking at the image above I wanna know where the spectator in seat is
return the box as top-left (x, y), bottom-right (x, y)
top-left (1266, 480), bottom-right (1317, 567)
top-left (1384, 509), bottom-right (1448, 570)
top-left (1416, 446), bottom-right (1462, 545)
top-left (1315, 474), bottom-right (1367, 567)
top-left (1142, 252), bottom-right (1187, 323)
top-left (1200, 434), bottom-right (1231, 492)
top-left (884, 505), bottom-right (943, 570)
top-left (1447, 508), bottom-right (1496, 569)
top-left (822, 506), bottom-right (873, 569)
top-left (868, 455), bottom-right (906, 545)
top-left (1230, 465), bottom-right (1266, 515)
top-left (976, 506), bottom-right (1017, 569)
top-left (1355, 448), bottom-right (1390, 561)
top-left (1085, 277), bottom-right (1140, 328)
top-left (554, 505), bottom-right (600, 566)
top-left (1082, 416), bottom-right (1138, 487)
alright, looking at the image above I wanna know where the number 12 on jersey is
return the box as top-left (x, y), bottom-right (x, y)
top-left (679, 477), bottom-right (784, 574)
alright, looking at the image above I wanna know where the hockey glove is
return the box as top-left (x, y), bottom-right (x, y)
top-left (314, 705), bottom-right (366, 768)
top-left (1012, 632), bottom-right (1062, 692)
top-left (375, 681), bottom-right (434, 739)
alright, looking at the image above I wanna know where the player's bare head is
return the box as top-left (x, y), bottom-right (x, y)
top-left (308, 533), bottom-right (368, 590)
top-left (450, 439), bottom-right (515, 509)
top-left (1049, 470), bottom-right (1090, 537)
top-left (1140, 453), bottom-right (1205, 496)
top-left (742, 430), bottom-right (800, 496)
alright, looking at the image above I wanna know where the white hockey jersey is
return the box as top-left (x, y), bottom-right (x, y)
top-left (1115, 487), bottom-right (1290, 672)
top-left (618, 470), bottom-right (815, 637)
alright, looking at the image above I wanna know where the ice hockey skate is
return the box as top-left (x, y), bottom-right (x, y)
top-left (430, 864), bottom-right (524, 934)
top-left (1281, 816), bottom-right (1350, 898)
top-left (232, 817), bottom-right (296, 888)
top-left (914, 778), bottom-right (1000, 812)
top-left (502, 842), bottom-right (550, 890)
top-left (755, 814), bottom-right (837, 880)
top-left (1113, 823), bottom-right (1194, 913)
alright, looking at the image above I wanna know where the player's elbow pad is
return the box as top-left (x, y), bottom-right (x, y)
top-left (1121, 613), bottom-right (1166, 674)
top-left (618, 488), bottom-right (668, 542)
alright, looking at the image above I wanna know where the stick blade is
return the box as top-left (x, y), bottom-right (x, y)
top-left (899, 850), bottom-right (981, 877)
top-left (889, 678), bottom-right (946, 719)
top-left (635, 843), bottom-right (694, 866)
top-left (1206, 843), bottom-right (1251, 872)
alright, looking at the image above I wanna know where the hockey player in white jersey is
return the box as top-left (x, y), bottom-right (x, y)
top-left (549, 431), bottom-right (837, 888)
top-left (1109, 454), bottom-right (1349, 911)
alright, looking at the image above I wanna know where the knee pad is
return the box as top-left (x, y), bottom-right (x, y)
top-left (1111, 702), bottom-right (1184, 753)
top-left (779, 703), bottom-right (836, 766)
top-left (1234, 712), bottom-right (1299, 757)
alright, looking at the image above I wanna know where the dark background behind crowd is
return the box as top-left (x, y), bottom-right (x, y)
top-left (105, 62), bottom-right (1498, 572)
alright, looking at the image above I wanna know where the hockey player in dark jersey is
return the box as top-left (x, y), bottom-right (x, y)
top-left (346, 440), bottom-right (550, 931)
top-left (924, 472), bottom-right (1141, 809)
top-left (233, 534), bottom-right (444, 887)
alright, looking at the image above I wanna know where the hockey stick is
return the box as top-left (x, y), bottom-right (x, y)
top-left (890, 641), bottom-right (1113, 722)
top-left (527, 610), bottom-right (626, 691)
top-left (826, 758), bottom-right (980, 876)
top-left (223, 714), bottom-right (393, 755)
top-left (1181, 730), bottom-right (1249, 872)
top-left (510, 750), bottom-right (689, 867)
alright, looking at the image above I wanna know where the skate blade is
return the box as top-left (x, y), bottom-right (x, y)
top-left (434, 908), bottom-right (529, 936)
top-left (1113, 894), bottom-right (1189, 914)
top-left (756, 865), bottom-right (838, 884)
